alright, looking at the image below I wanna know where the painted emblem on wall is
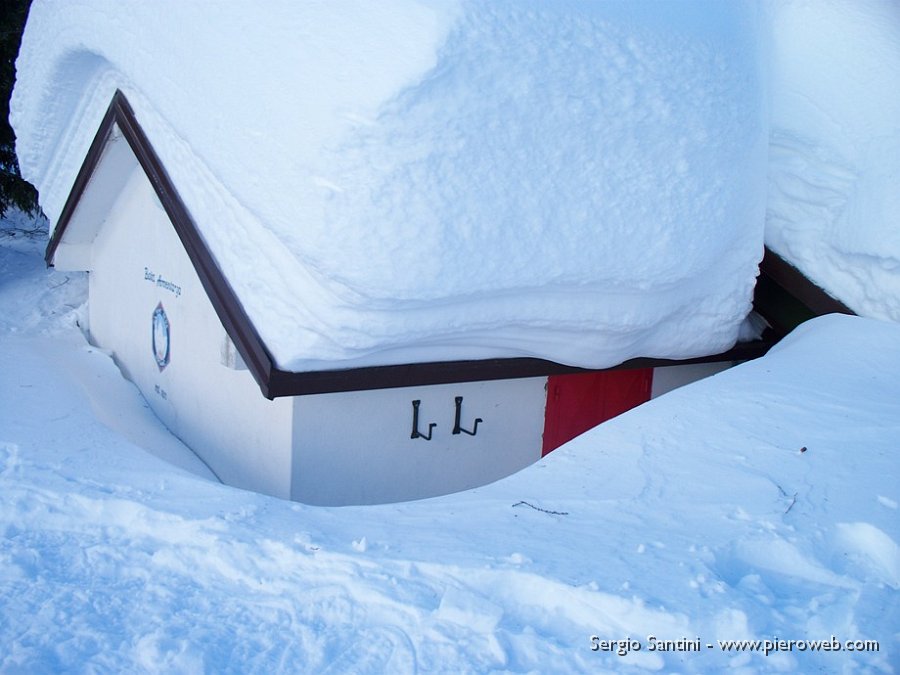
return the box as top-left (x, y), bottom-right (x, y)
top-left (152, 302), bottom-right (171, 371)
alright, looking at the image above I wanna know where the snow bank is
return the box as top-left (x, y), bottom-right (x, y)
top-left (12, 0), bottom-right (767, 371)
top-left (767, 0), bottom-right (900, 320)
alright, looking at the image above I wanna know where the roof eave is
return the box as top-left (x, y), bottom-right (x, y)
top-left (50, 90), bottom-right (811, 400)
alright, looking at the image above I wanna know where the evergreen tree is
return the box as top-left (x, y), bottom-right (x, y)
top-left (0, 0), bottom-right (39, 219)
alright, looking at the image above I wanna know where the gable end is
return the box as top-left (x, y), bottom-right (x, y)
top-left (47, 91), bottom-right (278, 397)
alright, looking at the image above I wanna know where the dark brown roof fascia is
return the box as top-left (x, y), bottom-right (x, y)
top-left (760, 247), bottom-right (855, 317)
top-left (265, 333), bottom-right (777, 397)
top-left (111, 93), bottom-right (279, 396)
top-left (46, 90), bottom-right (279, 397)
top-left (49, 89), bottom-right (776, 400)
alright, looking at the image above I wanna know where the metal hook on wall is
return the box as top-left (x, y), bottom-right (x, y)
top-left (452, 396), bottom-right (482, 436)
top-left (410, 399), bottom-right (436, 440)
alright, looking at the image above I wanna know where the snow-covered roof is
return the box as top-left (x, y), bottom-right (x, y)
top-left (766, 0), bottom-right (900, 322)
top-left (12, 1), bottom-right (768, 373)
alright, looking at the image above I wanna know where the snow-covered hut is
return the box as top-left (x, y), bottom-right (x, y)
top-left (14, 1), bottom-right (790, 504)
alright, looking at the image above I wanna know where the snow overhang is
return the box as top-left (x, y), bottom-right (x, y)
top-left (47, 91), bottom-right (784, 399)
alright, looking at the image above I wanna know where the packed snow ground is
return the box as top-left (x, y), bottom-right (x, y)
top-left (1, 213), bottom-right (897, 673)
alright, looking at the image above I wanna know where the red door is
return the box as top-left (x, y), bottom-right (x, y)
top-left (541, 369), bottom-right (653, 456)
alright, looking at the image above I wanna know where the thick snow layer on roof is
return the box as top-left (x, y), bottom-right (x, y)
top-left (767, 0), bottom-right (900, 321)
top-left (12, 0), bottom-right (767, 371)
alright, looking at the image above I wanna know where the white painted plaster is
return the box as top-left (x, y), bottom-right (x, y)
top-left (292, 378), bottom-right (547, 505)
top-left (87, 160), bottom-right (293, 499)
top-left (651, 362), bottom-right (734, 399)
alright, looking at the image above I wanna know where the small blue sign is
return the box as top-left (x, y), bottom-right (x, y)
top-left (152, 302), bottom-right (171, 371)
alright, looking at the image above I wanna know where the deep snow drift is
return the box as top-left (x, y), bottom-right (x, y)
top-left (11, 0), bottom-right (768, 371)
top-left (1, 214), bottom-right (897, 672)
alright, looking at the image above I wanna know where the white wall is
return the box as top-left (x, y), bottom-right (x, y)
top-left (88, 164), bottom-right (293, 499)
top-left (292, 378), bottom-right (547, 505)
top-left (651, 362), bottom-right (733, 399)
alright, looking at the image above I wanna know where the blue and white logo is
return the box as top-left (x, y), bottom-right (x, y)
top-left (152, 302), bottom-right (171, 371)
